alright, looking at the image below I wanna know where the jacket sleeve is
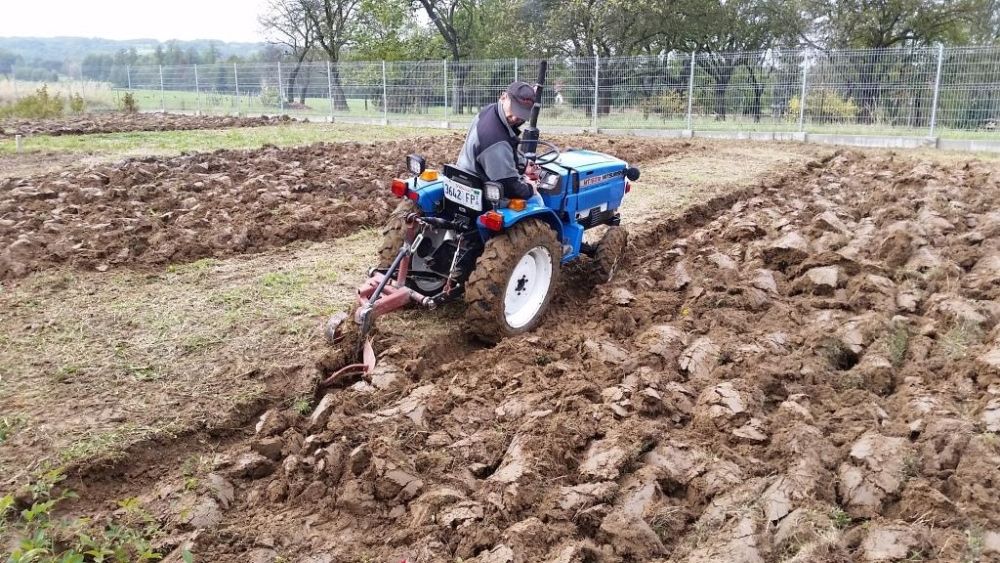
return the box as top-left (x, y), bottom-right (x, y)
top-left (478, 141), bottom-right (534, 199)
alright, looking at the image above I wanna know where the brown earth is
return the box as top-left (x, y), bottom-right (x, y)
top-left (186, 151), bottom-right (1000, 562)
top-left (0, 113), bottom-right (297, 138)
top-left (0, 134), bottom-right (694, 280)
top-left (6, 137), bottom-right (1000, 562)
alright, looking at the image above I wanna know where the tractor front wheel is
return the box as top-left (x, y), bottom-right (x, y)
top-left (595, 225), bottom-right (629, 279)
top-left (464, 219), bottom-right (563, 343)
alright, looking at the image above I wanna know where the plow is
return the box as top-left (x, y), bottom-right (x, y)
top-left (320, 60), bottom-right (640, 387)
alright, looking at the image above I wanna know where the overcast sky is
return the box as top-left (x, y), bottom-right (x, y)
top-left (1, 0), bottom-right (270, 43)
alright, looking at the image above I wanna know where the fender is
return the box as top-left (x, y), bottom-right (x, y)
top-left (477, 205), bottom-right (580, 263)
top-left (408, 178), bottom-right (445, 214)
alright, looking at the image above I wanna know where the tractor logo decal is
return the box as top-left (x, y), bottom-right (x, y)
top-left (580, 170), bottom-right (624, 187)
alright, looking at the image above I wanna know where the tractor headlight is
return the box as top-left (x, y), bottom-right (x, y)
top-left (406, 154), bottom-right (426, 176)
top-left (485, 182), bottom-right (502, 202)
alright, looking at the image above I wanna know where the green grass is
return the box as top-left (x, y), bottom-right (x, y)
top-left (0, 121), bottom-right (450, 155)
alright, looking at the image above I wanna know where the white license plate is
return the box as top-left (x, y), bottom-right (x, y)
top-left (443, 177), bottom-right (483, 211)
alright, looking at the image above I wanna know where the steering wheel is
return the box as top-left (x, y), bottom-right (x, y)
top-left (518, 139), bottom-right (561, 166)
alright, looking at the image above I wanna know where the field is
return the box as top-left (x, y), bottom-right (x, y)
top-left (2, 114), bottom-right (1000, 562)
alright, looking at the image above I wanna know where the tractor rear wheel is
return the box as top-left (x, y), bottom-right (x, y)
top-left (595, 225), bottom-right (629, 279)
top-left (377, 199), bottom-right (421, 268)
top-left (464, 219), bottom-right (562, 343)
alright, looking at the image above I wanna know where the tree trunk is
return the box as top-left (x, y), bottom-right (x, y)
top-left (329, 64), bottom-right (349, 111)
top-left (451, 62), bottom-right (469, 115)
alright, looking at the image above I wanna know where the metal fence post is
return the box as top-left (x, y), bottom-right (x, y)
top-left (686, 51), bottom-right (696, 130)
top-left (194, 64), bottom-right (201, 115)
top-left (126, 65), bottom-right (132, 91)
top-left (798, 58), bottom-right (809, 132)
top-left (234, 63), bottom-right (240, 115)
top-left (443, 59), bottom-right (448, 123)
top-left (159, 65), bottom-right (165, 112)
top-left (592, 55), bottom-right (599, 131)
top-left (514, 57), bottom-right (518, 83)
top-left (277, 61), bottom-right (284, 113)
top-left (929, 44), bottom-right (944, 138)
top-left (326, 61), bottom-right (334, 121)
top-left (382, 60), bottom-right (388, 124)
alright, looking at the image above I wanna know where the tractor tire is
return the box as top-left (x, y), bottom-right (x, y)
top-left (595, 226), bottom-right (629, 279)
top-left (464, 219), bottom-right (563, 343)
top-left (377, 199), bottom-right (421, 268)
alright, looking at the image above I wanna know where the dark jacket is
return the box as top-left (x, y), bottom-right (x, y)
top-left (455, 102), bottom-right (533, 199)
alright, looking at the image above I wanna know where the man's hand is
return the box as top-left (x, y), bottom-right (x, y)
top-left (525, 161), bottom-right (540, 181)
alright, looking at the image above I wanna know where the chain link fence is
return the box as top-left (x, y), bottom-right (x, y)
top-left (2, 47), bottom-right (999, 139)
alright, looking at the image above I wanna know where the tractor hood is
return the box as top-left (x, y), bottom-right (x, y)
top-left (553, 149), bottom-right (624, 172)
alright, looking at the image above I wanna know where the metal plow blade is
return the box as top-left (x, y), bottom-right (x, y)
top-left (318, 312), bottom-right (377, 389)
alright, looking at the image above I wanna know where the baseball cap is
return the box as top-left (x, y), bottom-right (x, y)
top-left (505, 81), bottom-right (536, 121)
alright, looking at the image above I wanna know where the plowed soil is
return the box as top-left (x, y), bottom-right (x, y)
top-left (4, 135), bottom-right (1000, 563)
top-left (0, 113), bottom-right (296, 138)
top-left (0, 134), bottom-right (692, 279)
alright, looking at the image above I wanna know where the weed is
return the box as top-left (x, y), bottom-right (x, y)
top-left (292, 396), bottom-right (312, 415)
top-left (0, 85), bottom-right (64, 119)
top-left (941, 321), bottom-right (983, 359)
top-left (965, 526), bottom-right (985, 563)
top-left (69, 92), bottom-right (86, 113)
top-left (0, 415), bottom-right (25, 444)
top-left (830, 507), bottom-right (851, 529)
top-left (2, 470), bottom-right (163, 563)
top-left (120, 92), bottom-right (139, 113)
top-left (889, 323), bottom-right (910, 367)
top-left (820, 337), bottom-right (859, 371)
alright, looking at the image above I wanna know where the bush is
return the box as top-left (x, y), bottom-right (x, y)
top-left (258, 85), bottom-right (280, 108)
top-left (0, 85), bottom-right (65, 119)
top-left (789, 89), bottom-right (858, 123)
top-left (640, 90), bottom-right (686, 120)
top-left (120, 92), bottom-right (138, 113)
top-left (69, 92), bottom-right (85, 113)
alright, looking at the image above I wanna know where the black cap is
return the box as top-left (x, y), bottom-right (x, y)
top-left (505, 81), bottom-right (535, 121)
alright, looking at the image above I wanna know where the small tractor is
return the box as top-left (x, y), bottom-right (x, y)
top-left (322, 61), bottom-right (640, 384)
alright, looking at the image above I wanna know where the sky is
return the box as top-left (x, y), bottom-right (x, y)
top-left (1, 0), bottom-right (270, 43)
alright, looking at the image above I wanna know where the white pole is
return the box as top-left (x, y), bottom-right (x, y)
top-left (443, 59), bottom-right (448, 123)
top-left (126, 65), bottom-right (132, 90)
top-left (278, 61), bottom-right (284, 113)
top-left (234, 63), bottom-right (240, 115)
top-left (686, 51), bottom-right (696, 130)
top-left (15, 134), bottom-right (22, 153)
top-left (382, 60), bottom-right (388, 123)
top-left (798, 58), bottom-right (808, 132)
top-left (514, 57), bottom-right (518, 83)
top-left (929, 44), bottom-right (944, 137)
top-left (592, 55), bottom-right (599, 131)
top-left (159, 65), bottom-right (165, 113)
top-left (194, 64), bottom-right (201, 115)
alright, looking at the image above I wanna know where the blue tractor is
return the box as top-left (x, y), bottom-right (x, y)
top-left (323, 61), bottom-right (640, 383)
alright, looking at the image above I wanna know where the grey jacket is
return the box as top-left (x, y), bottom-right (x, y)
top-left (455, 102), bottom-right (533, 200)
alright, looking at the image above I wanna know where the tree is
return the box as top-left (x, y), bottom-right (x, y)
top-left (260, 0), bottom-right (320, 104)
top-left (301, 0), bottom-right (363, 110)
top-left (803, 0), bottom-right (988, 124)
top-left (681, 0), bottom-right (804, 121)
top-left (804, 0), bottom-right (984, 49)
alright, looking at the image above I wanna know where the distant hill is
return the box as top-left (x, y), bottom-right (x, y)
top-left (0, 36), bottom-right (263, 63)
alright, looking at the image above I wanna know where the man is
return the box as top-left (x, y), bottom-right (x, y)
top-left (455, 81), bottom-right (542, 204)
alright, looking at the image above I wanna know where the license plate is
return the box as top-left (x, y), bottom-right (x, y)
top-left (443, 177), bottom-right (483, 211)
